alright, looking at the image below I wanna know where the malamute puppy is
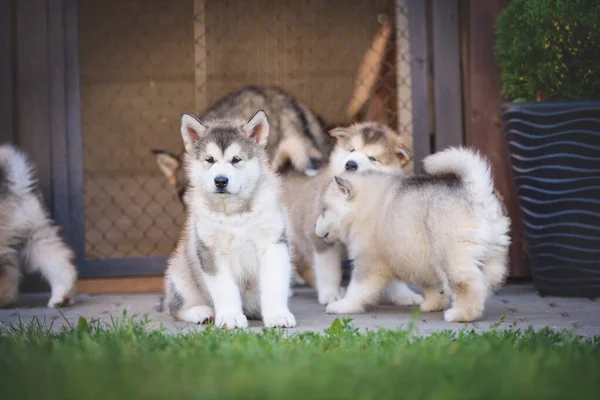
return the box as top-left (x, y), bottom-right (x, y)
top-left (0, 144), bottom-right (77, 308)
top-left (282, 122), bottom-right (424, 306)
top-left (164, 111), bottom-right (297, 329)
top-left (314, 147), bottom-right (510, 322)
top-left (153, 85), bottom-right (333, 202)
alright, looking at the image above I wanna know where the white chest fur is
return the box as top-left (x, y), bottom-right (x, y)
top-left (191, 205), bottom-right (285, 278)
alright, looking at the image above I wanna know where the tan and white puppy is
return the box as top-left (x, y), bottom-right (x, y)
top-left (315, 147), bottom-right (510, 322)
top-left (282, 122), bottom-right (424, 306)
top-left (164, 111), bottom-right (296, 329)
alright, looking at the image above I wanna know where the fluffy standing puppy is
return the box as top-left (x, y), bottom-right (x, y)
top-left (315, 147), bottom-right (510, 322)
top-left (164, 111), bottom-right (297, 329)
top-left (0, 144), bottom-right (77, 308)
top-left (281, 122), bottom-right (424, 306)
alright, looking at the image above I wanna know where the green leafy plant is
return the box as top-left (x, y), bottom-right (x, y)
top-left (495, 0), bottom-right (600, 102)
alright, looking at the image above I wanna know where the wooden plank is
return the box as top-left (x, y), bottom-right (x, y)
top-left (464, 0), bottom-right (529, 277)
top-left (15, 0), bottom-right (52, 209)
top-left (48, 0), bottom-right (73, 245)
top-left (64, 0), bottom-right (86, 266)
top-left (0, 0), bottom-right (13, 143)
top-left (431, 0), bottom-right (463, 150)
top-left (77, 276), bottom-right (164, 294)
top-left (407, 0), bottom-right (431, 173)
top-left (194, 0), bottom-right (207, 115)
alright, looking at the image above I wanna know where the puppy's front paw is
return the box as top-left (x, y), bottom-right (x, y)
top-left (325, 299), bottom-right (364, 315)
top-left (48, 282), bottom-right (77, 308)
top-left (318, 289), bottom-right (344, 306)
top-left (215, 313), bottom-right (248, 329)
top-left (48, 294), bottom-right (75, 308)
top-left (390, 291), bottom-right (424, 306)
top-left (262, 310), bottom-right (297, 328)
top-left (179, 306), bottom-right (214, 325)
top-left (443, 307), bottom-right (478, 323)
top-left (420, 294), bottom-right (449, 313)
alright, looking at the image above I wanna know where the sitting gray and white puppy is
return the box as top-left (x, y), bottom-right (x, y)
top-left (0, 144), bottom-right (77, 308)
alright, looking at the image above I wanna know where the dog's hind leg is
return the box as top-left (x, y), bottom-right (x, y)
top-left (165, 248), bottom-right (214, 324)
top-left (481, 250), bottom-right (509, 294)
top-left (0, 252), bottom-right (20, 308)
top-left (25, 226), bottom-right (77, 308)
top-left (442, 246), bottom-right (487, 323)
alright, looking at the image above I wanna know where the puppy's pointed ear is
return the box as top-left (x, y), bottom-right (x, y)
top-left (151, 149), bottom-right (180, 186)
top-left (242, 110), bottom-right (270, 147)
top-left (393, 136), bottom-right (413, 166)
top-left (329, 127), bottom-right (352, 144)
top-left (180, 114), bottom-right (207, 152)
top-left (334, 176), bottom-right (354, 199)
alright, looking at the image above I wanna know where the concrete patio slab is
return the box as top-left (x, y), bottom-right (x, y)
top-left (1, 284), bottom-right (599, 337)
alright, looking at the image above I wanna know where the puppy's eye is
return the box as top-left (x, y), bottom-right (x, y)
top-left (348, 148), bottom-right (355, 153)
top-left (231, 156), bottom-right (241, 164)
top-left (205, 156), bottom-right (215, 164)
top-left (368, 156), bottom-right (377, 162)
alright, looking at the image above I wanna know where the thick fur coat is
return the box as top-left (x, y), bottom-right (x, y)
top-left (0, 144), bottom-right (77, 308)
top-left (315, 147), bottom-right (510, 322)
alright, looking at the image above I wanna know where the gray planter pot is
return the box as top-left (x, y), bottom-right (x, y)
top-left (501, 101), bottom-right (600, 298)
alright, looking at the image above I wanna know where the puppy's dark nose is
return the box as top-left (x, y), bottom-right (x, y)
top-left (214, 176), bottom-right (229, 189)
top-left (345, 160), bottom-right (358, 172)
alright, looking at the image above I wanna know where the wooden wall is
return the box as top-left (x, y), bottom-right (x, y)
top-left (462, 0), bottom-right (529, 277)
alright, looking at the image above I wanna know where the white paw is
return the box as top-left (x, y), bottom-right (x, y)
top-left (325, 299), bottom-right (364, 315)
top-left (443, 307), bottom-right (476, 323)
top-left (47, 297), bottom-right (74, 308)
top-left (318, 289), bottom-right (344, 305)
top-left (179, 306), bottom-right (214, 324)
top-left (390, 291), bottom-right (424, 306)
top-left (291, 274), bottom-right (307, 287)
top-left (262, 310), bottom-right (297, 328)
top-left (304, 168), bottom-right (318, 177)
top-left (420, 294), bottom-right (449, 313)
top-left (47, 289), bottom-right (75, 308)
top-left (215, 313), bottom-right (248, 329)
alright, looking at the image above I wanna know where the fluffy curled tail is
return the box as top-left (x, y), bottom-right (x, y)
top-left (423, 146), bottom-right (510, 292)
top-left (0, 144), bottom-right (37, 197)
top-left (422, 146), bottom-right (495, 208)
top-left (271, 136), bottom-right (326, 176)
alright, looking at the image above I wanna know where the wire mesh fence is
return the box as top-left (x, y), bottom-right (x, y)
top-left (78, 0), bottom-right (413, 262)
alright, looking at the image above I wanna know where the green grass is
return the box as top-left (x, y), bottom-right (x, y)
top-left (1, 313), bottom-right (599, 400)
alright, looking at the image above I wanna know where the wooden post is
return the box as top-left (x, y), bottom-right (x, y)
top-left (407, 0), bottom-right (431, 173)
top-left (194, 0), bottom-right (207, 115)
top-left (463, 0), bottom-right (529, 277)
top-left (431, 0), bottom-right (463, 151)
